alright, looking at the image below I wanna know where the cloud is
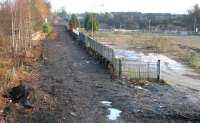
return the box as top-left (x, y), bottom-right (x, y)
top-left (49, 0), bottom-right (200, 14)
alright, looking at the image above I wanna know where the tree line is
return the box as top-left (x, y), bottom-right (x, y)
top-left (187, 4), bottom-right (200, 32)
top-left (68, 4), bottom-right (200, 33)
top-left (69, 13), bottom-right (99, 32)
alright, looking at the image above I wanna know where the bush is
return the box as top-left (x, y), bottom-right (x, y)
top-left (84, 14), bottom-right (99, 32)
top-left (43, 23), bottom-right (53, 33)
top-left (182, 52), bottom-right (200, 68)
top-left (189, 53), bottom-right (200, 68)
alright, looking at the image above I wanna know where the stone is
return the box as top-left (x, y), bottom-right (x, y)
top-left (70, 112), bottom-right (77, 117)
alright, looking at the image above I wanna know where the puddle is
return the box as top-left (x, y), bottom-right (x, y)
top-left (141, 53), bottom-right (185, 74)
top-left (86, 61), bottom-right (90, 64)
top-left (135, 86), bottom-right (143, 89)
top-left (100, 101), bottom-right (112, 107)
top-left (107, 108), bottom-right (122, 120)
top-left (114, 49), bottom-right (140, 61)
top-left (100, 101), bottom-right (122, 120)
top-left (114, 49), bottom-right (197, 75)
top-left (135, 86), bottom-right (144, 90)
top-left (135, 86), bottom-right (148, 91)
top-left (113, 48), bottom-right (200, 91)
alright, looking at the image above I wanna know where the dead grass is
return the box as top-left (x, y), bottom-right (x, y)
top-left (0, 33), bottom-right (44, 88)
top-left (181, 52), bottom-right (200, 69)
top-left (94, 31), bottom-right (200, 68)
top-left (0, 31), bottom-right (46, 122)
top-left (1, 31), bottom-right (56, 122)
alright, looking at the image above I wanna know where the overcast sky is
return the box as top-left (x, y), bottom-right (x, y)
top-left (48, 0), bottom-right (200, 14)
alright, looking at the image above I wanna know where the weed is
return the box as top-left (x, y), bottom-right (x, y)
top-left (43, 23), bottom-right (53, 34)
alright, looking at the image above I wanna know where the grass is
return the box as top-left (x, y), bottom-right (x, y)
top-left (94, 31), bottom-right (200, 68)
top-left (190, 55), bottom-right (200, 68)
top-left (181, 52), bottom-right (200, 69)
top-left (0, 30), bottom-right (47, 119)
top-left (43, 22), bottom-right (53, 34)
top-left (0, 48), bottom-right (41, 88)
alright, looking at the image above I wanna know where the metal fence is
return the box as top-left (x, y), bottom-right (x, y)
top-left (121, 59), bottom-right (160, 80)
top-left (78, 32), bottom-right (115, 62)
top-left (70, 30), bottom-right (160, 81)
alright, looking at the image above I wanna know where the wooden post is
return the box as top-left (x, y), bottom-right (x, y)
top-left (139, 64), bottom-right (141, 80)
top-left (106, 61), bottom-right (109, 69)
top-left (100, 56), bottom-right (103, 64)
top-left (147, 63), bottom-right (150, 80)
top-left (104, 59), bottom-right (107, 68)
top-left (97, 54), bottom-right (100, 61)
top-left (102, 58), bottom-right (105, 66)
top-left (157, 60), bottom-right (161, 81)
top-left (118, 59), bottom-right (122, 79)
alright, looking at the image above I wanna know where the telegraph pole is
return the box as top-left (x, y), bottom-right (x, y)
top-left (92, 13), bottom-right (94, 38)
top-left (194, 17), bottom-right (197, 33)
top-left (148, 18), bottom-right (151, 32)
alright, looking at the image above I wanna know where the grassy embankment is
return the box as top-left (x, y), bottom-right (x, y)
top-left (0, 23), bottom-right (53, 119)
top-left (0, 22), bottom-right (53, 87)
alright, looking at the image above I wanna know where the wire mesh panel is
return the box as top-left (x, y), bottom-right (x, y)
top-left (112, 58), bottom-right (122, 77)
top-left (121, 59), bottom-right (159, 80)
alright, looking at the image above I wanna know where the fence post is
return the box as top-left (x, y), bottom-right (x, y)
top-left (157, 60), bottom-right (161, 81)
top-left (118, 59), bottom-right (122, 79)
top-left (147, 63), bottom-right (150, 80)
top-left (139, 64), bottom-right (141, 80)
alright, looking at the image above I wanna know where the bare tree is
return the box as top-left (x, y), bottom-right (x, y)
top-left (0, 0), bottom-right (50, 69)
top-left (8, 0), bottom-right (33, 68)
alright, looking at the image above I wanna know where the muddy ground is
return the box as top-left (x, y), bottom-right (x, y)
top-left (3, 25), bottom-right (200, 123)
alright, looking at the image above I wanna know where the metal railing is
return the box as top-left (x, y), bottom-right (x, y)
top-left (121, 59), bottom-right (160, 80)
top-left (70, 29), bottom-right (160, 81)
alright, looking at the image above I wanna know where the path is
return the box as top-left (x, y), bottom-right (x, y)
top-left (14, 24), bottom-right (200, 123)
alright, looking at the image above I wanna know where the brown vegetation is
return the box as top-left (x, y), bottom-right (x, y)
top-left (0, 0), bottom-right (50, 122)
top-left (94, 31), bottom-right (200, 68)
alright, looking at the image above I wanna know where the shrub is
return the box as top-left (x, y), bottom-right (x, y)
top-left (182, 52), bottom-right (200, 68)
top-left (189, 53), bottom-right (200, 68)
top-left (43, 23), bottom-right (53, 33)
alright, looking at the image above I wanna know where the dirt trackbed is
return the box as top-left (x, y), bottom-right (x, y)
top-left (8, 25), bottom-right (200, 123)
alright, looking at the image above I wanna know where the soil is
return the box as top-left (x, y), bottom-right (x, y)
top-left (3, 25), bottom-right (200, 123)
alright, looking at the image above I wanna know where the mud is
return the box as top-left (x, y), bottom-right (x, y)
top-left (4, 25), bottom-right (200, 123)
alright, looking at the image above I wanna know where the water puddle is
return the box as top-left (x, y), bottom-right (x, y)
top-left (134, 86), bottom-right (149, 92)
top-left (135, 86), bottom-right (144, 90)
top-left (114, 49), bottom-right (140, 61)
top-left (100, 101), bottom-right (112, 106)
top-left (113, 48), bottom-right (200, 90)
top-left (100, 101), bottom-right (122, 121)
top-left (135, 86), bottom-right (146, 90)
top-left (107, 108), bottom-right (122, 120)
top-left (114, 49), bottom-right (198, 76)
